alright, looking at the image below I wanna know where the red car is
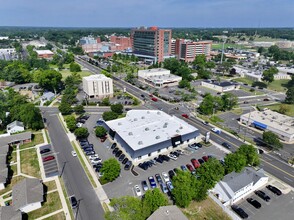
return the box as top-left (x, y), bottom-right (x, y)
top-left (182, 114), bottom-right (189, 119)
top-left (149, 94), bottom-right (153, 97)
top-left (202, 156), bottom-right (209, 162)
top-left (186, 164), bottom-right (195, 172)
top-left (151, 97), bottom-right (158, 102)
top-left (43, 156), bottom-right (55, 162)
top-left (191, 158), bottom-right (200, 169)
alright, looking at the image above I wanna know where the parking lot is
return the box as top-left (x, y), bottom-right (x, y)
top-left (226, 89), bottom-right (252, 97)
top-left (39, 144), bottom-right (59, 178)
top-left (235, 186), bottom-right (294, 220)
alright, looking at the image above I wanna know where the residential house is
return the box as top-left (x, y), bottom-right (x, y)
top-left (41, 92), bottom-right (55, 102)
top-left (0, 206), bottom-right (22, 220)
top-left (147, 205), bottom-right (188, 220)
top-left (6, 121), bottom-right (24, 135)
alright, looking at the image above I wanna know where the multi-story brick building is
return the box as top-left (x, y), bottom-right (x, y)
top-left (131, 26), bottom-right (172, 63)
top-left (109, 36), bottom-right (132, 51)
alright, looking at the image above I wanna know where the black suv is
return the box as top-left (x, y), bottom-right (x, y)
top-left (112, 147), bottom-right (119, 154)
top-left (70, 196), bottom-right (78, 209)
top-left (255, 190), bottom-right (271, 202)
top-left (138, 162), bottom-right (149, 170)
top-left (231, 205), bottom-right (248, 219)
top-left (40, 148), bottom-right (50, 154)
top-left (222, 142), bottom-right (231, 149)
top-left (124, 161), bottom-right (132, 170)
top-left (115, 150), bottom-right (122, 157)
top-left (266, 185), bottom-right (282, 195)
top-left (111, 143), bottom-right (117, 149)
top-left (247, 198), bottom-right (261, 209)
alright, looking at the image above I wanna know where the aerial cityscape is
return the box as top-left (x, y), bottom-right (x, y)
top-left (0, 1), bottom-right (294, 220)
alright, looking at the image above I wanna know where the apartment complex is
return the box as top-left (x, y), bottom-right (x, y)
top-left (82, 75), bottom-right (113, 99)
top-left (131, 26), bottom-right (172, 63)
top-left (171, 39), bottom-right (212, 62)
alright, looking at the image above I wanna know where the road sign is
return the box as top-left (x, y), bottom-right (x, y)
top-left (205, 131), bottom-right (210, 143)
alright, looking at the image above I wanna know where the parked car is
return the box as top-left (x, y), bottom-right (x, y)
top-left (83, 147), bottom-right (94, 152)
top-left (188, 144), bottom-right (198, 150)
top-left (70, 196), bottom-right (78, 209)
top-left (122, 158), bottom-right (129, 164)
top-left (149, 159), bottom-right (157, 165)
top-left (181, 165), bottom-right (188, 171)
top-left (175, 149), bottom-right (184, 155)
top-left (118, 154), bottom-right (125, 161)
top-left (202, 121), bottom-right (209, 125)
top-left (263, 98), bottom-right (270, 101)
top-left (40, 148), bottom-right (50, 154)
top-left (181, 114), bottom-right (189, 119)
top-left (155, 157), bottom-right (163, 163)
top-left (138, 162), bottom-right (149, 170)
top-left (112, 147), bottom-right (119, 154)
top-left (168, 153), bottom-right (177, 160)
top-left (191, 158), bottom-right (200, 169)
top-left (71, 151), bottom-right (77, 157)
top-left (186, 164), bottom-right (195, 173)
top-left (162, 172), bottom-right (170, 183)
top-left (124, 161), bottom-right (132, 170)
top-left (155, 174), bottom-right (163, 184)
top-left (141, 180), bottom-right (149, 191)
top-left (134, 185), bottom-right (142, 196)
top-left (222, 142), bottom-right (231, 149)
top-left (111, 143), bottom-right (117, 149)
top-left (85, 151), bottom-right (95, 156)
top-left (202, 156), bottom-right (209, 162)
top-left (231, 205), bottom-right (248, 219)
top-left (168, 170), bottom-right (176, 179)
top-left (247, 198), bottom-right (261, 209)
top-left (151, 97), bottom-right (158, 102)
top-left (166, 181), bottom-right (174, 191)
top-left (160, 183), bottom-right (168, 194)
top-left (89, 154), bottom-right (99, 160)
top-left (160, 155), bottom-right (170, 162)
top-left (42, 156), bottom-right (55, 162)
top-left (115, 150), bottom-right (122, 157)
top-left (255, 190), bottom-right (271, 202)
top-left (266, 185), bottom-right (282, 195)
top-left (171, 151), bottom-right (180, 157)
top-left (198, 158), bottom-right (205, 164)
top-left (211, 127), bottom-right (221, 134)
top-left (148, 176), bottom-right (157, 188)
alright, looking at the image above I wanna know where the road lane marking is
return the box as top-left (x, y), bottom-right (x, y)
top-left (284, 176), bottom-right (294, 182)
top-left (260, 158), bottom-right (294, 179)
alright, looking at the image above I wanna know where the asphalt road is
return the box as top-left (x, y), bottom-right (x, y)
top-left (75, 57), bottom-right (294, 187)
top-left (42, 109), bottom-right (104, 220)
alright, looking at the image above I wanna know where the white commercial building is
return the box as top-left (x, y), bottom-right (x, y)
top-left (240, 109), bottom-right (294, 143)
top-left (201, 80), bottom-right (240, 92)
top-left (138, 68), bottom-right (182, 88)
top-left (82, 75), bottom-right (113, 99)
top-left (103, 110), bottom-right (200, 163)
top-left (212, 167), bottom-right (268, 206)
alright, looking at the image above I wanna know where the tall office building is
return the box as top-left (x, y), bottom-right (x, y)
top-left (131, 26), bottom-right (172, 63)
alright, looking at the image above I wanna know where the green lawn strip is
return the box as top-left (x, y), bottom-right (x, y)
top-left (60, 69), bottom-right (92, 80)
top-left (181, 197), bottom-right (231, 220)
top-left (267, 79), bottom-right (290, 92)
top-left (45, 129), bottom-right (51, 143)
top-left (45, 180), bottom-right (57, 192)
top-left (0, 175), bottom-right (25, 195)
top-left (260, 103), bottom-right (294, 117)
top-left (42, 211), bottom-right (66, 220)
top-left (3, 192), bottom-right (12, 199)
top-left (71, 141), bottom-right (97, 188)
top-left (59, 178), bottom-right (74, 220)
top-left (240, 87), bottom-right (264, 95)
top-left (10, 165), bottom-right (17, 177)
top-left (20, 148), bottom-right (41, 178)
top-left (20, 133), bottom-right (44, 149)
top-left (27, 191), bottom-right (62, 220)
top-left (234, 77), bottom-right (254, 85)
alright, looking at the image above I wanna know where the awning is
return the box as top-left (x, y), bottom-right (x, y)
top-left (253, 121), bottom-right (267, 129)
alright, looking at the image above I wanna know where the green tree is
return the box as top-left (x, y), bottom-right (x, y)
top-left (221, 93), bottom-right (238, 111)
top-left (178, 79), bottom-right (191, 88)
top-left (58, 101), bottom-right (72, 115)
top-left (142, 188), bottom-right (168, 215)
top-left (262, 67), bottom-right (278, 84)
top-left (95, 126), bottom-right (107, 137)
top-left (15, 103), bottom-right (44, 130)
top-left (197, 69), bottom-right (211, 79)
top-left (262, 131), bottom-right (283, 150)
top-left (2, 62), bottom-right (32, 84)
top-left (65, 115), bottom-right (77, 132)
top-left (69, 62), bottom-right (81, 72)
top-left (102, 111), bottom-right (118, 121)
top-left (258, 47), bottom-right (265, 54)
top-left (111, 103), bottom-right (124, 114)
top-left (74, 105), bottom-right (84, 114)
top-left (285, 87), bottom-right (294, 104)
top-left (74, 127), bottom-right (89, 138)
top-left (193, 54), bottom-right (206, 69)
top-left (105, 196), bottom-right (146, 220)
top-left (34, 69), bottom-right (62, 93)
top-left (205, 61), bottom-right (216, 70)
top-left (100, 158), bottom-right (121, 183)
top-left (101, 97), bottom-right (110, 106)
top-left (224, 153), bottom-right (247, 174)
top-left (278, 104), bottom-right (290, 114)
top-left (237, 144), bottom-right (260, 166)
top-left (171, 171), bottom-right (193, 207)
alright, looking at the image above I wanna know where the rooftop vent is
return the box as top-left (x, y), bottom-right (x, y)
top-left (118, 122), bottom-right (122, 125)
top-left (157, 111), bottom-right (161, 115)
top-left (141, 116), bottom-right (145, 119)
top-left (156, 135), bottom-right (160, 139)
top-left (128, 132), bottom-right (133, 136)
top-left (138, 141), bottom-right (143, 145)
top-left (176, 129), bottom-right (180, 133)
top-left (179, 126), bottom-right (183, 129)
top-left (134, 118), bottom-right (138, 121)
top-left (145, 127), bottom-right (149, 131)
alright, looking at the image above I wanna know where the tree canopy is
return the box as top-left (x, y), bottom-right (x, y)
top-left (74, 127), bottom-right (89, 138)
top-left (102, 111), bottom-right (119, 121)
top-left (34, 69), bottom-right (62, 93)
top-left (95, 126), bottom-right (107, 138)
top-left (262, 131), bottom-right (283, 150)
top-left (100, 158), bottom-right (121, 183)
top-left (110, 103), bottom-right (124, 114)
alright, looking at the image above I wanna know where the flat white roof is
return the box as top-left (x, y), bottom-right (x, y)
top-left (139, 68), bottom-right (169, 74)
top-left (83, 74), bottom-right (111, 81)
top-left (35, 50), bottom-right (54, 55)
top-left (241, 109), bottom-right (294, 136)
top-left (106, 110), bottom-right (198, 151)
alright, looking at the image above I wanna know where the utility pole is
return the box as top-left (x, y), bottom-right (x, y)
top-left (243, 108), bottom-right (252, 142)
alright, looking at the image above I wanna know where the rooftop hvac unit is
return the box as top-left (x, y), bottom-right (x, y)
top-left (145, 127), bottom-right (149, 131)
top-left (118, 122), bottom-right (122, 125)
top-left (138, 141), bottom-right (143, 145)
top-left (134, 118), bottom-right (138, 121)
top-left (156, 136), bottom-right (160, 139)
top-left (141, 116), bottom-right (145, 119)
top-left (128, 132), bottom-right (133, 136)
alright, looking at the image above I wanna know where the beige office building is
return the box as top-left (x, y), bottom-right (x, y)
top-left (82, 75), bottom-right (113, 99)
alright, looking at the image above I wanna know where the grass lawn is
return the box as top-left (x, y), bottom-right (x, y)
top-left (20, 133), bottom-right (44, 149)
top-left (234, 77), bottom-right (254, 85)
top-left (60, 69), bottom-right (92, 80)
top-left (240, 87), bottom-right (264, 95)
top-left (27, 191), bottom-right (62, 220)
top-left (0, 175), bottom-right (25, 195)
top-left (10, 165), bottom-right (17, 176)
top-left (181, 197), bottom-right (231, 220)
top-left (59, 177), bottom-right (74, 220)
top-left (9, 151), bottom-right (17, 163)
top-left (267, 79), bottom-right (290, 92)
top-left (20, 148), bottom-right (41, 178)
top-left (212, 43), bottom-right (246, 50)
top-left (45, 180), bottom-right (57, 192)
top-left (261, 104), bottom-right (294, 117)
top-left (43, 211), bottom-right (66, 220)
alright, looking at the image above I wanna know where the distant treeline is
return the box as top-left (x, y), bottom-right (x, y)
top-left (0, 27), bottom-right (294, 45)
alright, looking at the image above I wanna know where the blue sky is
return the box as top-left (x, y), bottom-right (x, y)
top-left (0, 0), bottom-right (293, 27)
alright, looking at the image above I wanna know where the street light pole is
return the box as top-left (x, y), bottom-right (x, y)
top-left (59, 161), bottom-right (67, 177)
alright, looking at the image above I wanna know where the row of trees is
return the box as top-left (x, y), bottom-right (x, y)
top-left (172, 144), bottom-right (259, 207)
top-left (102, 103), bottom-right (124, 121)
top-left (198, 93), bottom-right (238, 115)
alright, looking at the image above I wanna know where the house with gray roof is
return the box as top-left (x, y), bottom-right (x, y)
top-left (6, 121), bottom-right (24, 135)
top-left (0, 145), bottom-right (9, 190)
top-left (41, 92), bottom-right (55, 102)
top-left (0, 131), bottom-right (32, 147)
top-left (12, 178), bottom-right (44, 213)
top-left (147, 205), bottom-right (188, 220)
top-left (0, 206), bottom-right (22, 220)
top-left (212, 167), bottom-right (268, 206)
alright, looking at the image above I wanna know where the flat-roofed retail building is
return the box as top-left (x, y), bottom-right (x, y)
top-left (240, 109), bottom-right (294, 143)
top-left (103, 110), bottom-right (200, 163)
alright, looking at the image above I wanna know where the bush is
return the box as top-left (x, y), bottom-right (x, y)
top-left (74, 127), bottom-right (89, 138)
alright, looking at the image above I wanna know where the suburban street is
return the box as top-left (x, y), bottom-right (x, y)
top-left (75, 57), bottom-right (294, 187)
top-left (42, 108), bottom-right (104, 220)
